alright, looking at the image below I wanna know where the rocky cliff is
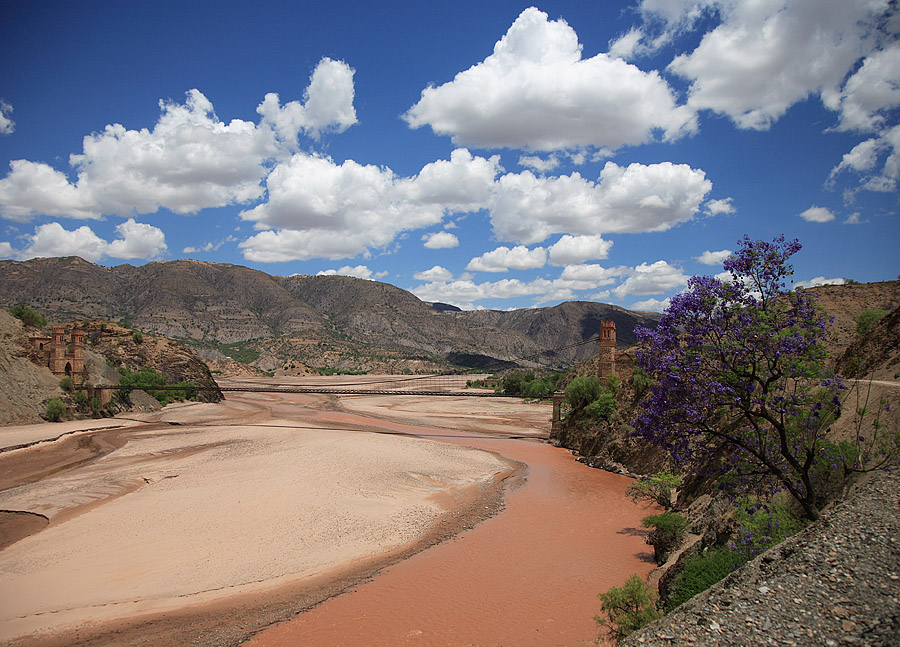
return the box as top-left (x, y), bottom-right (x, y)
top-left (0, 311), bottom-right (62, 425)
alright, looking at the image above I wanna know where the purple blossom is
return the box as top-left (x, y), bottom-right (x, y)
top-left (632, 235), bottom-right (840, 521)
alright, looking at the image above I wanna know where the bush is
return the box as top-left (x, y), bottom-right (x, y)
top-left (728, 501), bottom-right (805, 563)
top-left (856, 308), bottom-right (888, 336)
top-left (585, 391), bottom-right (618, 420)
top-left (630, 368), bottom-right (651, 402)
top-left (665, 501), bottom-right (805, 610)
top-left (58, 377), bottom-right (75, 392)
top-left (641, 512), bottom-right (688, 564)
top-left (132, 331), bottom-right (144, 344)
top-left (72, 390), bottom-right (89, 411)
top-left (626, 470), bottom-right (683, 509)
top-left (7, 303), bottom-right (47, 329)
top-left (667, 546), bottom-right (735, 610)
top-left (45, 398), bottom-right (66, 422)
top-left (606, 374), bottom-right (621, 396)
top-left (119, 367), bottom-right (198, 406)
top-left (595, 574), bottom-right (662, 644)
top-left (565, 376), bottom-right (603, 410)
top-left (497, 371), bottom-right (560, 399)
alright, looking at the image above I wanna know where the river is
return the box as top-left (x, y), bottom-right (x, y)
top-left (237, 384), bottom-right (657, 647)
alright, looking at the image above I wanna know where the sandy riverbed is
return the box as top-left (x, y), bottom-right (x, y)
top-left (0, 388), bottom-right (515, 645)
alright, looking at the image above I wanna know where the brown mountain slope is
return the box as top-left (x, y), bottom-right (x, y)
top-left (455, 301), bottom-right (659, 365)
top-left (800, 280), bottom-right (900, 360)
top-left (0, 257), bottom-right (661, 372)
top-left (836, 305), bottom-right (900, 380)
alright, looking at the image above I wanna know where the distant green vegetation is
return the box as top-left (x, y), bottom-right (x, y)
top-left (7, 303), bottom-right (47, 329)
top-left (497, 370), bottom-right (562, 399)
top-left (315, 367), bottom-right (366, 375)
top-left (216, 341), bottom-right (260, 364)
top-left (118, 366), bottom-right (198, 406)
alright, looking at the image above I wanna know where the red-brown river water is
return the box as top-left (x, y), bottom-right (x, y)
top-left (242, 397), bottom-right (656, 647)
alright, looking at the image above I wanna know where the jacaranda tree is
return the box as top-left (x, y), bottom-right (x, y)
top-left (633, 236), bottom-right (840, 521)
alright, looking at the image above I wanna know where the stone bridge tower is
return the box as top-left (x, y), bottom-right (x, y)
top-left (597, 320), bottom-right (616, 378)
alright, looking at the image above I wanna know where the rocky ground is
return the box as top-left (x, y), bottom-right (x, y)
top-left (622, 468), bottom-right (900, 646)
top-left (0, 312), bottom-right (62, 425)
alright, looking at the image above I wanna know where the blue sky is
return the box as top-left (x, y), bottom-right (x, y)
top-left (1, 1), bottom-right (898, 311)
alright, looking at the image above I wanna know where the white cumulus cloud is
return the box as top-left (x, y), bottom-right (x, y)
top-left (490, 161), bottom-right (712, 244)
top-left (830, 124), bottom-right (900, 194)
top-left (548, 234), bottom-right (613, 265)
top-left (0, 89), bottom-right (275, 222)
top-left (796, 276), bottom-right (847, 289)
top-left (414, 265), bottom-right (454, 282)
top-left (664, 0), bottom-right (893, 130)
top-left (613, 260), bottom-right (688, 298)
top-left (696, 248), bottom-right (732, 265)
top-left (705, 197), bottom-right (735, 216)
top-left (833, 43), bottom-right (900, 133)
top-left (630, 297), bottom-right (672, 312)
top-left (558, 264), bottom-right (630, 290)
top-left (466, 245), bottom-right (547, 273)
top-left (316, 265), bottom-right (375, 280)
top-left (2, 219), bottom-right (166, 262)
top-left (0, 101), bottom-right (14, 135)
top-left (422, 231), bottom-right (460, 249)
top-left (403, 7), bottom-right (697, 151)
top-left (0, 57), bottom-right (359, 223)
top-left (799, 206), bottom-right (836, 223)
top-left (257, 57), bottom-right (357, 144)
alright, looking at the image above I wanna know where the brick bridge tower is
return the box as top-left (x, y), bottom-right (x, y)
top-left (597, 320), bottom-right (616, 378)
top-left (46, 326), bottom-right (85, 380)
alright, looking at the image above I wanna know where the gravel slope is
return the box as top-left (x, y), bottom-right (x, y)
top-left (622, 468), bottom-right (900, 646)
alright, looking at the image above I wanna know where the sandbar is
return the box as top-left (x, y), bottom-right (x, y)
top-left (0, 390), bottom-right (513, 645)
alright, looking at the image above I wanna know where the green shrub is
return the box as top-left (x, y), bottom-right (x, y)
top-left (7, 303), bottom-right (47, 329)
top-left (595, 574), bottom-right (662, 644)
top-left (729, 501), bottom-right (806, 563)
top-left (565, 376), bottom-right (603, 410)
top-left (605, 374), bottom-right (621, 395)
top-left (641, 512), bottom-right (688, 564)
top-left (856, 308), bottom-right (888, 336)
top-left (72, 390), bottom-right (88, 410)
top-left (666, 501), bottom-right (805, 610)
top-left (585, 391), bottom-right (618, 420)
top-left (119, 367), bottom-right (197, 406)
top-left (630, 368), bottom-right (651, 402)
top-left (45, 398), bottom-right (66, 422)
top-left (497, 371), bottom-right (560, 399)
top-left (667, 546), bottom-right (735, 610)
top-left (626, 470), bottom-right (683, 509)
top-left (132, 331), bottom-right (143, 344)
top-left (58, 377), bottom-right (75, 392)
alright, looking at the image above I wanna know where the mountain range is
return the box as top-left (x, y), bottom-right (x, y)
top-left (0, 256), bottom-right (662, 374)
